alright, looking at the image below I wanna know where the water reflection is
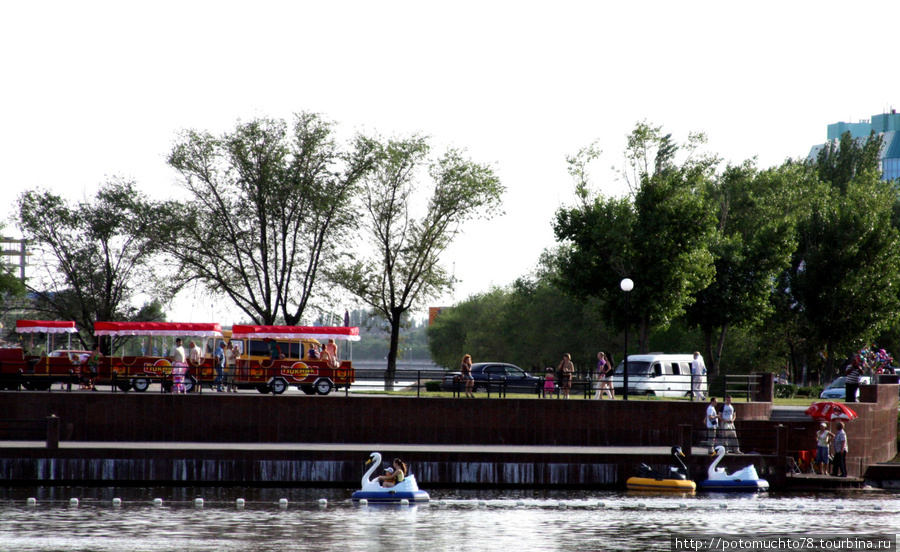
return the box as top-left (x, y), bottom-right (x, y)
top-left (1, 487), bottom-right (898, 551)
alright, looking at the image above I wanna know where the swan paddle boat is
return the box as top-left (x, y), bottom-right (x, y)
top-left (697, 446), bottom-right (769, 492)
top-left (626, 446), bottom-right (697, 492)
top-left (351, 452), bottom-right (430, 503)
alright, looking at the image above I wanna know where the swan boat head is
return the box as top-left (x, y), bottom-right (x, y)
top-left (706, 446), bottom-right (761, 481)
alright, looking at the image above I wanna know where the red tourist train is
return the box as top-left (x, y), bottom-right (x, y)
top-left (0, 320), bottom-right (357, 395)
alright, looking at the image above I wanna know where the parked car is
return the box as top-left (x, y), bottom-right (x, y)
top-left (819, 376), bottom-right (872, 399)
top-left (440, 362), bottom-right (543, 394)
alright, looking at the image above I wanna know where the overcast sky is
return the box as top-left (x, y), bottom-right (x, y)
top-left (2, 1), bottom-right (897, 324)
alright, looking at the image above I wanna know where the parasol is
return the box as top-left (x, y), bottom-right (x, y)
top-left (804, 401), bottom-right (858, 422)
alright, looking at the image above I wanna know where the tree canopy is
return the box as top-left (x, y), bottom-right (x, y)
top-left (16, 179), bottom-right (170, 349)
top-left (553, 122), bottom-right (717, 352)
top-left (338, 136), bottom-right (504, 386)
top-left (162, 113), bottom-right (378, 325)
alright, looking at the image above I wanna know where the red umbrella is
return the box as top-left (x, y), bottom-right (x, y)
top-left (804, 401), bottom-right (858, 422)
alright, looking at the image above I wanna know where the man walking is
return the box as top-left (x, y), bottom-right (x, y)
top-left (691, 351), bottom-right (706, 401)
top-left (706, 397), bottom-right (719, 454)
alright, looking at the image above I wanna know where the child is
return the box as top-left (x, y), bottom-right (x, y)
top-left (543, 367), bottom-right (555, 398)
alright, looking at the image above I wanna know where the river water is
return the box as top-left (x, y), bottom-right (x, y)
top-left (1, 487), bottom-right (897, 551)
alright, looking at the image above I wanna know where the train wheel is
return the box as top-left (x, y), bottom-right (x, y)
top-left (314, 379), bottom-right (333, 395)
top-left (132, 378), bottom-right (151, 392)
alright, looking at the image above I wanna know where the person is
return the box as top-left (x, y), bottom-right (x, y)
top-left (377, 458), bottom-right (407, 488)
top-left (307, 343), bottom-right (319, 360)
top-left (594, 351), bottom-right (614, 400)
top-left (170, 338), bottom-right (186, 364)
top-left (831, 421), bottom-right (848, 477)
top-left (543, 367), bottom-right (555, 398)
top-left (691, 351), bottom-right (706, 401)
top-left (213, 342), bottom-right (226, 392)
top-left (266, 338), bottom-right (282, 361)
top-left (83, 343), bottom-right (102, 390)
top-left (171, 361), bottom-right (187, 394)
top-left (815, 422), bottom-right (834, 475)
top-left (845, 355), bottom-right (863, 403)
top-left (558, 353), bottom-right (574, 399)
top-left (720, 395), bottom-right (741, 453)
top-left (706, 397), bottom-right (719, 454)
top-left (224, 342), bottom-right (236, 392)
top-left (321, 339), bottom-right (337, 368)
top-left (188, 341), bottom-right (203, 364)
top-left (461, 354), bottom-right (474, 398)
top-left (227, 342), bottom-right (241, 392)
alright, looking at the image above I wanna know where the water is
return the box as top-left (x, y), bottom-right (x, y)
top-left (1, 487), bottom-right (898, 551)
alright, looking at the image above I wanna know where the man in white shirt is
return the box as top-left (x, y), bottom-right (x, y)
top-left (188, 341), bottom-right (203, 364)
top-left (721, 395), bottom-right (741, 453)
top-left (170, 338), bottom-right (186, 364)
top-left (706, 397), bottom-right (719, 455)
top-left (691, 351), bottom-right (706, 401)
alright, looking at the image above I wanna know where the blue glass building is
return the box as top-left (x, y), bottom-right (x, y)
top-left (808, 110), bottom-right (900, 181)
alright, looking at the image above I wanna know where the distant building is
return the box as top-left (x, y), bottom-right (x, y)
top-left (808, 109), bottom-right (900, 181)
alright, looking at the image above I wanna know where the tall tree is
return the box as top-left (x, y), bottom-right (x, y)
top-left (339, 136), bottom-right (504, 388)
top-left (778, 132), bottom-right (900, 383)
top-left (162, 113), bottom-right (377, 325)
top-left (684, 161), bottom-right (799, 374)
top-left (554, 122), bottom-right (717, 352)
top-left (16, 179), bottom-right (170, 350)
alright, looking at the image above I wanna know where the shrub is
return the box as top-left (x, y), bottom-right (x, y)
top-left (425, 380), bottom-right (442, 392)
top-left (775, 384), bottom-right (797, 399)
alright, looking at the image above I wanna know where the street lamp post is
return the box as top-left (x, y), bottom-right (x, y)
top-left (620, 278), bottom-right (634, 401)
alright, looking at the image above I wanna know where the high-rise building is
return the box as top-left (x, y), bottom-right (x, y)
top-left (808, 109), bottom-right (900, 181)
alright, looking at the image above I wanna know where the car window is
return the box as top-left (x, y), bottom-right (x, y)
top-left (506, 366), bottom-right (525, 377)
top-left (485, 365), bottom-right (504, 375)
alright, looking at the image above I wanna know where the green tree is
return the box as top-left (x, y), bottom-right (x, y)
top-left (339, 136), bottom-right (504, 388)
top-left (778, 133), bottom-right (900, 383)
top-left (684, 161), bottom-right (798, 374)
top-left (162, 113), bottom-right (377, 325)
top-left (553, 122), bottom-right (717, 352)
top-left (16, 179), bottom-right (171, 350)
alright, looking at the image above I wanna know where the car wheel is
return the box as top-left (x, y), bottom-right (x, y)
top-left (256, 385), bottom-right (270, 394)
top-left (475, 383), bottom-right (489, 393)
top-left (270, 378), bottom-right (288, 395)
top-left (132, 378), bottom-right (151, 392)
top-left (645, 390), bottom-right (656, 397)
top-left (184, 376), bottom-right (197, 393)
top-left (315, 379), bottom-right (333, 395)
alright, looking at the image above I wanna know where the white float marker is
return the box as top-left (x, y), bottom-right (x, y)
top-left (112, 498), bottom-right (122, 507)
top-left (279, 498), bottom-right (288, 509)
top-left (26, 498), bottom-right (36, 507)
top-left (236, 498), bottom-right (245, 509)
top-left (195, 498), bottom-right (204, 508)
top-left (153, 498), bottom-right (163, 507)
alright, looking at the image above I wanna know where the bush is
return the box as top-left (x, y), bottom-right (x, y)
top-left (775, 384), bottom-right (797, 399)
top-left (425, 380), bottom-right (442, 392)
top-left (795, 386), bottom-right (823, 398)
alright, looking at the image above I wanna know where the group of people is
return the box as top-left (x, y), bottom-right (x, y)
top-left (169, 337), bottom-right (242, 393)
top-left (705, 395), bottom-right (741, 454)
top-left (814, 421), bottom-right (849, 477)
top-left (376, 457), bottom-right (408, 488)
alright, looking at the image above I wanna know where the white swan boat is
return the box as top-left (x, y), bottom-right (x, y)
top-left (351, 452), bottom-right (430, 503)
top-left (698, 446), bottom-right (769, 492)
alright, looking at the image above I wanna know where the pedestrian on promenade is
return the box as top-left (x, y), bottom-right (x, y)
top-left (720, 395), bottom-right (741, 453)
top-left (832, 422), bottom-right (848, 477)
top-left (557, 353), bottom-right (574, 399)
top-left (691, 352), bottom-right (706, 401)
top-left (543, 367), bottom-right (555, 398)
top-left (706, 397), bottom-right (719, 454)
top-left (845, 356), bottom-right (863, 403)
top-left (213, 342), bottom-right (226, 392)
top-left (461, 354), bottom-right (474, 398)
top-left (594, 352), bottom-right (614, 400)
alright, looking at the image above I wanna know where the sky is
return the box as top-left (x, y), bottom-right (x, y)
top-left (2, 0), bottom-right (898, 325)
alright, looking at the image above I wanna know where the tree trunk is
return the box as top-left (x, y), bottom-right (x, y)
top-left (384, 308), bottom-right (403, 391)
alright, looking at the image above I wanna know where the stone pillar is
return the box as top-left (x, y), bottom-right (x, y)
top-left (46, 415), bottom-right (59, 450)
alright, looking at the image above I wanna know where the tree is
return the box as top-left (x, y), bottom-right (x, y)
top-left (339, 136), bottom-right (504, 388)
top-left (683, 161), bottom-right (798, 374)
top-left (553, 122), bottom-right (717, 352)
top-left (16, 179), bottom-right (171, 350)
top-left (162, 113), bottom-right (377, 325)
top-left (777, 132), bottom-right (900, 383)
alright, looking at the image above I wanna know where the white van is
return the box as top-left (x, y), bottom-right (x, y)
top-left (610, 354), bottom-right (706, 398)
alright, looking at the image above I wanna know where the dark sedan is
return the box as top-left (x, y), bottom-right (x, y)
top-left (440, 362), bottom-right (543, 394)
